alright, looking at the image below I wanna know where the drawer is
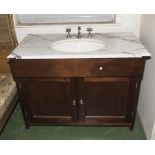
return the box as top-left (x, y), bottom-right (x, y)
top-left (10, 58), bottom-right (145, 77)
top-left (89, 59), bottom-right (145, 77)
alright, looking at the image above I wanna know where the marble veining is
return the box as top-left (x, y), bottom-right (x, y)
top-left (8, 33), bottom-right (151, 59)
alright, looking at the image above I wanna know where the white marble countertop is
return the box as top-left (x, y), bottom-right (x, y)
top-left (8, 33), bottom-right (151, 59)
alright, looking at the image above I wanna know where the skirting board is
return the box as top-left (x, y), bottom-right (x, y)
top-left (151, 120), bottom-right (155, 140)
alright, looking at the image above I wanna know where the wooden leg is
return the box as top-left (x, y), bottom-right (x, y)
top-left (129, 123), bottom-right (134, 131)
top-left (25, 123), bottom-right (30, 129)
top-left (19, 103), bottom-right (30, 129)
top-left (130, 79), bottom-right (141, 131)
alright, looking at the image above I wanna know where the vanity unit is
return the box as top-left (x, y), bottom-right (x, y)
top-left (8, 33), bottom-right (151, 130)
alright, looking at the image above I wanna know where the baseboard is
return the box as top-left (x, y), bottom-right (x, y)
top-left (138, 109), bottom-right (151, 140)
top-left (151, 120), bottom-right (155, 140)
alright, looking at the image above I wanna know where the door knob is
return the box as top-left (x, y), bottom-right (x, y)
top-left (80, 99), bottom-right (84, 105)
top-left (99, 66), bottom-right (103, 70)
top-left (72, 100), bottom-right (76, 106)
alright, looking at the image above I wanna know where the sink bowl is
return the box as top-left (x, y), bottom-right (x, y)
top-left (51, 39), bottom-right (105, 52)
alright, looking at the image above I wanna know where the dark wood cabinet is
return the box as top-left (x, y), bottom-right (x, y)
top-left (76, 77), bottom-right (140, 129)
top-left (9, 58), bottom-right (149, 130)
top-left (80, 77), bottom-right (130, 121)
top-left (18, 78), bottom-right (79, 125)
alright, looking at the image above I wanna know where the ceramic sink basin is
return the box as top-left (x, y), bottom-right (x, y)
top-left (51, 39), bottom-right (105, 52)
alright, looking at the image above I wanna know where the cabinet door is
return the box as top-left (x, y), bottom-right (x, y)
top-left (19, 78), bottom-right (78, 125)
top-left (78, 77), bottom-right (131, 125)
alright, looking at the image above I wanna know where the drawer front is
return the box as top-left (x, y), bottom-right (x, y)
top-left (90, 59), bottom-right (145, 77)
top-left (10, 58), bottom-right (145, 77)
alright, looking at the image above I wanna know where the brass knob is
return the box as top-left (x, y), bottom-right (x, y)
top-left (72, 100), bottom-right (76, 106)
top-left (99, 66), bottom-right (103, 70)
top-left (80, 99), bottom-right (84, 105)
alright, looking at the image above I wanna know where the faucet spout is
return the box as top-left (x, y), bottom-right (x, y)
top-left (77, 26), bottom-right (82, 39)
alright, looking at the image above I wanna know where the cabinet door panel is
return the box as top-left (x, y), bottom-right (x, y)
top-left (80, 77), bottom-right (130, 124)
top-left (20, 78), bottom-right (77, 124)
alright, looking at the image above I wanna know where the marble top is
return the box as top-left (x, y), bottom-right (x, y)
top-left (8, 33), bottom-right (151, 59)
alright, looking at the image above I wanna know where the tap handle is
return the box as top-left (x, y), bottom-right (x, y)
top-left (87, 28), bottom-right (93, 32)
top-left (87, 28), bottom-right (93, 38)
top-left (66, 28), bottom-right (71, 32)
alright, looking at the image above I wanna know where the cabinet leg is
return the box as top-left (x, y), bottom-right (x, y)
top-left (19, 103), bottom-right (30, 129)
top-left (129, 112), bottom-right (137, 131)
top-left (129, 79), bottom-right (141, 131)
top-left (129, 123), bottom-right (134, 131)
top-left (25, 123), bottom-right (30, 129)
